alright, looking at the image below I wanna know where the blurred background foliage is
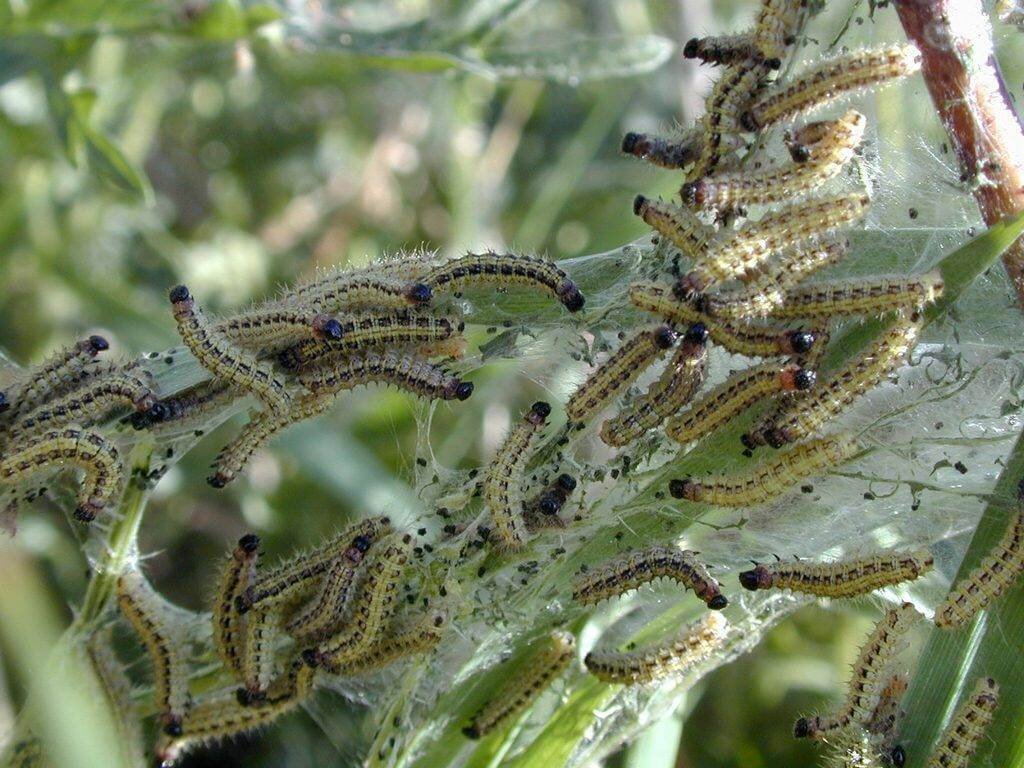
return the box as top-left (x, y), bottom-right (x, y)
top-left (1, 1), bottom-right (1023, 767)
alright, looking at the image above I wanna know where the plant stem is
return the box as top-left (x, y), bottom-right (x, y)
top-left (896, 0), bottom-right (1024, 306)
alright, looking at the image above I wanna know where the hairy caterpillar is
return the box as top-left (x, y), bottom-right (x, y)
top-left (770, 272), bottom-right (944, 320)
top-left (214, 308), bottom-right (343, 353)
top-left (276, 312), bottom-right (464, 370)
top-left (633, 196), bottom-right (717, 264)
top-left (584, 611), bottom-right (727, 685)
top-left (0, 426), bottom-right (122, 522)
top-left (169, 285), bottom-right (293, 413)
top-left (572, 545), bottom-right (727, 610)
top-left (739, 550), bottom-right (934, 598)
top-left (665, 362), bottom-right (815, 445)
top-left (794, 603), bottom-right (920, 739)
top-left (621, 128), bottom-right (701, 169)
top-left (682, 110), bottom-right (865, 210)
top-left (628, 281), bottom-right (819, 359)
top-left (764, 314), bottom-right (921, 447)
top-left (421, 252), bottom-right (585, 312)
top-left (133, 380), bottom-right (237, 432)
top-left (523, 473), bottom-right (578, 531)
top-left (742, 44), bottom-right (922, 131)
top-left (2, 335), bottom-right (109, 423)
top-left (683, 33), bottom-right (761, 67)
top-left (565, 325), bottom-right (678, 425)
top-left (463, 630), bottom-right (576, 739)
top-left (683, 193), bottom-right (870, 293)
top-left (329, 610), bottom-right (448, 677)
top-left (934, 488), bottom-right (1024, 628)
top-left (279, 272), bottom-right (433, 314)
top-left (600, 323), bottom-right (709, 447)
top-left (306, 533), bottom-right (412, 672)
top-left (212, 534), bottom-right (260, 680)
top-left (753, 0), bottom-right (803, 64)
top-left (297, 348), bottom-right (473, 401)
top-left (670, 433), bottom-right (859, 507)
top-left (701, 239), bottom-right (849, 320)
top-left (924, 677), bottom-right (999, 768)
top-left (116, 568), bottom-right (191, 737)
top-left (239, 605), bottom-right (278, 702)
top-left (484, 401), bottom-right (552, 551)
top-left (240, 517), bottom-right (391, 612)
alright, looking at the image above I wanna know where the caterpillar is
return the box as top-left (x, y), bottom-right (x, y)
top-left (276, 312), bottom-right (464, 370)
top-left (297, 348), bottom-right (474, 401)
top-left (306, 533), bottom-right (412, 673)
top-left (523, 473), bottom-right (578, 531)
top-left (212, 534), bottom-right (260, 679)
top-left (214, 308), bottom-right (343, 353)
top-left (420, 252), bottom-right (585, 312)
top-left (741, 44), bottom-right (922, 131)
top-left (683, 33), bottom-right (761, 67)
top-left (628, 281), bottom-right (819, 359)
top-left (934, 488), bottom-right (1024, 628)
top-left (463, 630), bottom-right (576, 739)
top-left (665, 362), bottom-right (816, 445)
top-left (2, 334), bottom-right (109, 423)
top-left (565, 325), bottom-right (678, 425)
top-left (670, 433), bottom-right (859, 507)
top-left (0, 426), bottom-right (122, 522)
top-left (794, 603), bottom-right (920, 739)
top-left (764, 314), bottom-right (921, 447)
top-left (329, 610), bottom-right (448, 677)
top-left (238, 517), bottom-right (391, 613)
top-left (584, 611), bottom-right (727, 685)
top-left (169, 285), bottom-right (293, 413)
top-left (133, 380), bottom-right (237, 432)
top-left (278, 271), bottom-right (433, 314)
top-left (484, 401), bottom-right (552, 551)
top-left (682, 110), bottom-right (865, 210)
top-left (683, 193), bottom-right (870, 293)
top-left (700, 239), bottom-right (849, 321)
top-left (739, 550), bottom-right (934, 598)
top-left (770, 272), bottom-right (944, 320)
top-left (572, 545), bottom-right (727, 609)
top-left (621, 127), bottom-right (701, 170)
top-left (633, 196), bottom-right (717, 263)
top-left (600, 323), bottom-right (710, 447)
top-left (924, 677), bottom-right (999, 768)
top-left (753, 0), bottom-right (803, 64)
top-left (116, 568), bottom-right (191, 737)
top-left (239, 605), bottom-right (278, 702)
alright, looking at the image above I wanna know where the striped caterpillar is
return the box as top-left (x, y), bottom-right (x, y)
top-left (739, 550), bottom-right (934, 598)
top-left (934, 486), bottom-right (1024, 628)
top-left (670, 433), bottom-right (859, 507)
top-left (0, 426), bottom-right (123, 522)
top-left (584, 611), bottom-right (727, 685)
top-left (213, 308), bottom-right (343, 353)
top-left (133, 380), bottom-right (237, 432)
top-left (741, 44), bottom-right (922, 131)
top-left (600, 323), bottom-right (709, 447)
top-left (633, 196), bottom-right (717, 267)
top-left (2, 335), bottom-right (109, 423)
top-left (212, 534), bottom-right (260, 680)
top-left (628, 281), bottom-right (819, 359)
top-left (169, 285), bottom-right (293, 413)
top-left (421, 252), bottom-right (585, 312)
top-left (924, 677), bottom-right (999, 768)
top-left (621, 128), bottom-right (702, 170)
top-left (297, 348), bottom-right (473, 401)
top-left (523, 473), bottom-right (577, 531)
top-left (239, 604), bottom-right (278, 702)
top-left (753, 0), bottom-right (803, 64)
top-left (463, 630), bottom-right (576, 739)
top-left (565, 325), bottom-right (678, 425)
top-left (664, 362), bottom-right (816, 445)
top-left (682, 193), bottom-right (870, 293)
top-left (683, 33), bottom-right (761, 67)
top-left (572, 545), bottom-right (727, 609)
top-left (794, 603), bottom-right (920, 739)
top-left (484, 401), bottom-right (552, 551)
top-left (682, 110), bottom-right (865, 210)
top-left (277, 271), bottom-right (433, 314)
top-left (770, 272), bottom-right (944, 320)
top-left (330, 610), bottom-right (447, 677)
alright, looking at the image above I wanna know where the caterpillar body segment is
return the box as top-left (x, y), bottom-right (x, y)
top-left (572, 545), bottom-right (726, 609)
top-left (280, 272), bottom-right (433, 314)
top-left (739, 550), bottom-right (934, 598)
top-left (742, 44), bottom-right (922, 131)
top-left (621, 128), bottom-right (702, 170)
top-left (633, 196), bottom-right (716, 264)
top-left (565, 325), bottom-right (678, 425)
top-left (135, 380), bottom-right (237, 432)
top-left (753, 0), bottom-right (803, 64)
top-left (169, 285), bottom-right (293, 413)
top-left (523, 473), bottom-right (578, 531)
top-left (0, 426), bottom-right (122, 522)
top-left (794, 603), bottom-right (920, 739)
top-left (307, 533), bottom-right (413, 672)
top-left (463, 630), bottom-right (576, 739)
top-left (329, 610), bottom-right (448, 677)
top-left (212, 534), bottom-right (260, 678)
top-left (664, 362), bottom-right (815, 445)
top-left (684, 193), bottom-right (870, 293)
top-left (584, 611), bottom-right (727, 685)
top-left (682, 110), bottom-right (865, 210)
top-left (421, 252), bottom-right (584, 312)
top-left (484, 401), bottom-right (552, 551)
top-left (214, 309), bottom-right (343, 353)
top-left (867, 673), bottom-right (909, 739)
top-left (683, 33), bottom-right (760, 67)
top-left (924, 677), bottom-right (999, 768)
top-left (770, 271), bottom-right (944, 320)
top-left (600, 323), bottom-right (709, 447)
top-left (297, 349), bottom-right (473, 401)
top-left (670, 433), bottom-right (859, 507)
top-left (2, 335), bottom-right (109, 423)
top-left (240, 606), bottom-right (278, 701)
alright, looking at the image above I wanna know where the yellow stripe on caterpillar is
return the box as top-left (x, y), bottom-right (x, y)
top-left (924, 677), bottom-right (999, 768)
top-left (770, 271), bottom-right (944, 320)
top-left (739, 550), bottom-right (934, 598)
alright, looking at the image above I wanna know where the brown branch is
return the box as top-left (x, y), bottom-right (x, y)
top-left (896, 0), bottom-right (1024, 306)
